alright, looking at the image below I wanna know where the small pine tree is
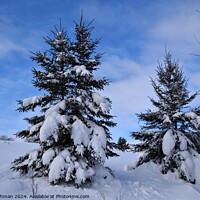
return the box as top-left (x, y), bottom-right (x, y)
top-left (131, 52), bottom-right (200, 184)
top-left (117, 137), bottom-right (129, 152)
top-left (0, 135), bottom-right (14, 141)
top-left (12, 16), bottom-right (117, 186)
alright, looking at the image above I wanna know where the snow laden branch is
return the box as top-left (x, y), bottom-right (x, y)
top-left (17, 96), bottom-right (45, 112)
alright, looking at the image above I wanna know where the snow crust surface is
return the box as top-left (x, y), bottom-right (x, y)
top-left (1, 141), bottom-right (200, 200)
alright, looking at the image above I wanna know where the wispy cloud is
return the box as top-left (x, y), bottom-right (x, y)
top-left (0, 38), bottom-right (27, 58)
top-left (141, 2), bottom-right (200, 63)
top-left (99, 55), bottom-right (156, 138)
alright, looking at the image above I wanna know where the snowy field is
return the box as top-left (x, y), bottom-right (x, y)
top-left (0, 141), bottom-right (200, 200)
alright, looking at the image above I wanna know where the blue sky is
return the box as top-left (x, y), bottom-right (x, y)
top-left (1, 0), bottom-right (200, 141)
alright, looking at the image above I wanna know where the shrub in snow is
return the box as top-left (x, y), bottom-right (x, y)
top-left (0, 135), bottom-right (14, 141)
top-left (12, 15), bottom-right (117, 186)
top-left (131, 52), bottom-right (200, 184)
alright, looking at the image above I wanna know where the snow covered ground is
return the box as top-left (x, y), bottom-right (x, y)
top-left (0, 140), bottom-right (200, 200)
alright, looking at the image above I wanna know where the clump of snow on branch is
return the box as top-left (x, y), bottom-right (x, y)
top-left (74, 160), bottom-right (94, 185)
top-left (47, 73), bottom-right (54, 78)
top-left (185, 111), bottom-right (198, 119)
top-left (74, 65), bottom-right (91, 76)
top-left (162, 130), bottom-right (175, 156)
top-left (71, 118), bottom-right (90, 146)
top-left (49, 149), bottom-right (70, 183)
top-left (44, 100), bottom-right (66, 117)
top-left (22, 149), bottom-right (39, 167)
top-left (163, 114), bottom-right (171, 124)
top-left (56, 52), bottom-right (66, 62)
top-left (71, 118), bottom-right (107, 162)
top-left (185, 111), bottom-right (200, 129)
top-left (178, 132), bottom-right (187, 151)
top-left (29, 122), bottom-right (43, 135)
top-left (88, 122), bottom-right (107, 162)
top-left (49, 149), bottom-right (95, 185)
top-left (64, 65), bottom-right (91, 77)
top-left (42, 149), bottom-right (55, 165)
top-left (22, 96), bottom-right (44, 107)
top-left (172, 112), bottom-right (183, 118)
top-left (40, 100), bottom-right (68, 142)
top-left (162, 130), bottom-right (188, 156)
top-left (92, 92), bottom-right (111, 113)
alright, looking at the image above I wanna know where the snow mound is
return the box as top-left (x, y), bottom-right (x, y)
top-left (1, 142), bottom-right (200, 200)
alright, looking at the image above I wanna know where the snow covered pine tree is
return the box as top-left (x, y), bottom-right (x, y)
top-left (12, 16), bottom-right (117, 186)
top-left (131, 52), bottom-right (200, 184)
top-left (117, 137), bottom-right (130, 152)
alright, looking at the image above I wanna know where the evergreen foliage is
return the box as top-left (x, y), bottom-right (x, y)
top-left (12, 15), bottom-right (117, 186)
top-left (117, 137), bottom-right (130, 152)
top-left (131, 52), bottom-right (200, 184)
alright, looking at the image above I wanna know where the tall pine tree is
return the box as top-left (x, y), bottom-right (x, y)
top-left (12, 16), bottom-right (117, 186)
top-left (131, 52), bottom-right (200, 184)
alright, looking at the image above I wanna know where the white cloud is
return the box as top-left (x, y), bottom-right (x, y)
top-left (101, 55), bottom-right (145, 80)
top-left (99, 55), bottom-right (156, 139)
top-left (101, 56), bottom-right (155, 114)
top-left (0, 38), bottom-right (26, 58)
top-left (142, 2), bottom-right (200, 63)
